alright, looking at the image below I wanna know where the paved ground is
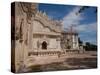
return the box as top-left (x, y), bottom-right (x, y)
top-left (26, 51), bottom-right (97, 66)
top-left (18, 51), bottom-right (97, 73)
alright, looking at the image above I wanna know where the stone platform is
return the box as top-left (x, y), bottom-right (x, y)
top-left (24, 50), bottom-right (97, 67)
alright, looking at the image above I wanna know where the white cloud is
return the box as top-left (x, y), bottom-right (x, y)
top-left (62, 7), bottom-right (84, 29)
top-left (77, 22), bottom-right (97, 45)
top-left (79, 34), bottom-right (97, 45)
top-left (62, 6), bottom-right (97, 33)
top-left (61, 7), bottom-right (97, 45)
top-left (75, 22), bottom-right (97, 33)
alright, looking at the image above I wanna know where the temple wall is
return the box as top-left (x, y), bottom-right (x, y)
top-left (14, 2), bottom-right (38, 72)
top-left (32, 37), bottom-right (61, 50)
top-left (12, 2), bottom-right (80, 73)
top-left (15, 2), bottom-right (26, 72)
top-left (72, 35), bottom-right (79, 49)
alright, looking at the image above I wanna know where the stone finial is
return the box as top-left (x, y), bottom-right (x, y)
top-left (43, 12), bottom-right (46, 16)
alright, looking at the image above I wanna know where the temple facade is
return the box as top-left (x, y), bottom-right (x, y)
top-left (32, 11), bottom-right (62, 51)
top-left (11, 2), bottom-right (80, 72)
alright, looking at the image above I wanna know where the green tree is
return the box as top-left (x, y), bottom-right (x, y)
top-left (84, 42), bottom-right (97, 51)
top-left (78, 37), bottom-right (83, 46)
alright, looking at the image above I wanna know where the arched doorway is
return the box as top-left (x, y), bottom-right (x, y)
top-left (42, 41), bottom-right (47, 49)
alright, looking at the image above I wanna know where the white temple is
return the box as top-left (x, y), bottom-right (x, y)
top-left (11, 2), bottom-right (81, 72)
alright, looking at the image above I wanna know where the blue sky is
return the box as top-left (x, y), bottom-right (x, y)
top-left (38, 3), bottom-right (97, 45)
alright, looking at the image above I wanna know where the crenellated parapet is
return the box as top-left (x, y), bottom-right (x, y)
top-left (35, 10), bottom-right (63, 33)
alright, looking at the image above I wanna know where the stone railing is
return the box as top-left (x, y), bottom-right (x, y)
top-left (28, 50), bottom-right (61, 56)
top-left (28, 49), bottom-right (81, 57)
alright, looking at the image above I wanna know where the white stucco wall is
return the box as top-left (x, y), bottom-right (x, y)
top-left (33, 20), bottom-right (51, 33)
top-left (48, 38), bottom-right (57, 49)
top-left (32, 37), bottom-right (61, 50)
top-left (72, 35), bottom-right (79, 49)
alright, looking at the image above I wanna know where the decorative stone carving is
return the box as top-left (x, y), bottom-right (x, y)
top-left (20, 2), bottom-right (37, 23)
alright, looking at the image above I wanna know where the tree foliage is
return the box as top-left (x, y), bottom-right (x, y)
top-left (78, 37), bottom-right (83, 46)
top-left (84, 42), bottom-right (97, 51)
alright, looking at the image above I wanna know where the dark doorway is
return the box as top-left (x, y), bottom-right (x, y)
top-left (42, 41), bottom-right (47, 49)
